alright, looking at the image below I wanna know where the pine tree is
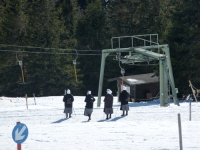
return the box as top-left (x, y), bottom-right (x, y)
top-left (75, 0), bottom-right (109, 95)
top-left (20, 0), bottom-right (81, 96)
top-left (106, 0), bottom-right (160, 36)
top-left (105, 0), bottom-right (160, 77)
top-left (0, 0), bottom-right (81, 96)
top-left (160, 0), bottom-right (200, 96)
top-left (56, 0), bottom-right (83, 95)
top-left (0, 0), bottom-right (23, 96)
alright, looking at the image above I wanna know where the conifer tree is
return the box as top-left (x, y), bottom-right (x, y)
top-left (0, 0), bottom-right (23, 96)
top-left (105, 0), bottom-right (160, 77)
top-left (160, 0), bottom-right (200, 96)
top-left (0, 0), bottom-right (81, 96)
top-left (75, 0), bottom-right (109, 95)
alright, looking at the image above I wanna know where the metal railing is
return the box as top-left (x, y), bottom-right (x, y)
top-left (111, 34), bottom-right (159, 50)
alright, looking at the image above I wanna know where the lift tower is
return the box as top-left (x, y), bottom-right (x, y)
top-left (97, 34), bottom-right (179, 107)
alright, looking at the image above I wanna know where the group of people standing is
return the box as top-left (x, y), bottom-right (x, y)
top-left (63, 86), bottom-right (130, 121)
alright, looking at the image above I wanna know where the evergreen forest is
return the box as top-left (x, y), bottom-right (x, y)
top-left (0, 0), bottom-right (200, 98)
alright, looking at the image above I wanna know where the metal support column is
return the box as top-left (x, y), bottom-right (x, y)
top-left (161, 46), bottom-right (175, 88)
top-left (159, 60), bottom-right (165, 106)
top-left (97, 52), bottom-right (109, 107)
top-left (162, 60), bottom-right (179, 105)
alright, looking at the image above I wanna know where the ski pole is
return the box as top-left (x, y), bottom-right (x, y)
top-left (115, 105), bottom-right (120, 117)
top-left (73, 108), bottom-right (76, 116)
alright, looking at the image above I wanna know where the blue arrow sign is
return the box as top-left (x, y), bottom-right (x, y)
top-left (12, 123), bottom-right (28, 144)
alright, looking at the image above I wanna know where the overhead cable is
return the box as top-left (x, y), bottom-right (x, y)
top-left (0, 49), bottom-right (102, 55)
top-left (0, 44), bottom-right (102, 52)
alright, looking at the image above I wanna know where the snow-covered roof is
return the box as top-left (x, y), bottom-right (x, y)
top-left (108, 73), bottom-right (159, 85)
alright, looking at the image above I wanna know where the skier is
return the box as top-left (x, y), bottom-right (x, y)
top-left (84, 90), bottom-right (95, 121)
top-left (103, 89), bottom-right (113, 119)
top-left (119, 86), bottom-right (130, 116)
top-left (63, 89), bottom-right (74, 118)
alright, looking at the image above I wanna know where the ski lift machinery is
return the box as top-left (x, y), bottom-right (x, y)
top-left (73, 49), bottom-right (78, 82)
top-left (97, 34), bottom-right (179, 107)
top-left (16, 53), bottom-right (26, 84)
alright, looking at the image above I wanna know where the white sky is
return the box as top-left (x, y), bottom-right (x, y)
top-left (0, 96), bottom-right (200, 150)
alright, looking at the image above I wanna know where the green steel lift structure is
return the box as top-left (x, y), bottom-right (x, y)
top-left (97, 34), bottom-right (179, 107)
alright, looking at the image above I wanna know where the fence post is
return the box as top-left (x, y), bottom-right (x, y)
top-left (189, 100), bottom-right (191, 121)
top-left (33, 93), bottom-right (36, 105)
top-left (178, 113), bottom-right (183, 150)
top-left (25, 94), bottom-right (28, 109)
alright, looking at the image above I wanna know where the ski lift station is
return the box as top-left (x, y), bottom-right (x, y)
top-left (108, 73), bottom-right (159, 102)
top-left (97, 34), bottom-right (179, 107)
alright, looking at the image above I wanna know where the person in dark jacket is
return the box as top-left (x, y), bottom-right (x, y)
top-left (63, 89), bottom-right (74, 118)
top-left (119, 86), bottom-right (130, 116)
top-left (103, 89), bottom-right (113, 119)
top-left (84, 90), bottom-right (95, 121)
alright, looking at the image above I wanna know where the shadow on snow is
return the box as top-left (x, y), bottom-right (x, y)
top-left (97, 116), bottom-right (125, 122)
top-left (113, 99), bottom-right (162, 108)
top-left (51, 118), bottom-right (67, 124)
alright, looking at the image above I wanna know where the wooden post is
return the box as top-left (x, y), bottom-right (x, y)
top-left (178, 113), bottom-right (183, 150)
top-left (25, 94), bottom-right (28, 109)
top-left (16, 122), bottom-right (21, 150)
top-left (33, 93), bottom-right (36, 105)
top-left (189, 80), bottom-right (198, 102)
top-left (189, 100), bottom-right (191, 121)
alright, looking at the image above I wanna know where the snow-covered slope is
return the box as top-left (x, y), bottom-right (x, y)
top-left (0, 96), bottom-right (200, 150)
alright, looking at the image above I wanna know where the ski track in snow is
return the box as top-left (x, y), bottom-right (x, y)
top-left (0, 96), bottom-right (200, 150)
